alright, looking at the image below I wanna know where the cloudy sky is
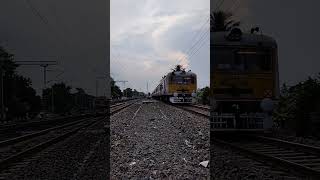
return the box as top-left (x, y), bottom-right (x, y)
top-left (0, 0), bottom-right (108, 96)
top-left (1, 0), bottom-right (319, 97)
top-left (111, 0), bottom-right (210, 93)
top-left (213, 0), bottom-right (320, 85)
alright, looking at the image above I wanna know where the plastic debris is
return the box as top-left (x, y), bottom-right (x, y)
top-left (183, 158), bottom-right (188, 163)
top-left (185, 140), bottom-right (192, 147)
top-left (198, 131), bottom-right (203, 136)
top-left (199, 160), bottom-right (209, 168)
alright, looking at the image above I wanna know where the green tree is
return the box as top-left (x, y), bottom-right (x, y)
top-left (110, 77), bottom-right (122, 99)
top-left (210, 11), bottom-right (240, 32)
top-left (1, 46), bottom-right (41, 120)
top-left (123, 88), bottom-right (133, 98)
top-left (43, 82), bottom-right (73, 114)
top-left (132, 89), bottom-right (139, 97)
top-left (274, 76), bottom-right (320, 136)
top-left (196, 87), bottom-right (210, 105)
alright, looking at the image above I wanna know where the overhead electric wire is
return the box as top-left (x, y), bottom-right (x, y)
top-left (177, 30), bottom-right (209, 65)
top-left (180, 33), bottom-right (209, 66)
top-left (176, 16), bottom-right (210, 65)
top-left (48, 2), bottom-right (74, 55)
top-left (24, 0), bottom-right (69, 64)
top-left (176, 10), bottom-right (219, 66)
top-left (175, 16), bottom-right (209, 66)
top-left (188, 33), bottom-right (209, 60)
top-left (24, 0), bottom-right (49, 25)
top-left (177, 25), bottom-right (209, 64)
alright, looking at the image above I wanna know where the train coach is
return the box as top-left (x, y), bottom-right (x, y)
top-left (152, 65), bottom-right (197, 104)
top-left (211, 28), bottom-right (279, 132)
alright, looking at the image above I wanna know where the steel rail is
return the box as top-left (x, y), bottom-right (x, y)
top-left (213, 137), bottom-right (320, 179)
top-left (0, 100), bottom-right (137, 172)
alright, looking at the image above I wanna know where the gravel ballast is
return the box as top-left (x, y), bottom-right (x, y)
top-left (0, 100), bottom-right (310, 179)
top-left (111, 101), bottom-right (210, 179)
top-left (2, 118), bottom-right (109, 180)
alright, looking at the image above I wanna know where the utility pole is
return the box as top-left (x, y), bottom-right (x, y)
top-left (14, 60), bottom-right (58, 112)
top-left (46, 70), bottom-right (64, 114)
top-left (147, 81), bottom-right (149, 94)
top-left (14, 61), bottom-right (58, 90)
top-left (41, 64), bottom-right (48, 89)
top-left (51, 87), bottom-right (54, 113)
top-left (0, 56), bottom-right (4, 121)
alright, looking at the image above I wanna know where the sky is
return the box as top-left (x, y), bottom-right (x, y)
top-left (1, 0), bottom-right (319, 97)
top-left (111, 0), bottom-right (210, 93)
top-left (214, 0), bottom-right (320, 86)
top-left (0, 0), bottom-right (108, 96)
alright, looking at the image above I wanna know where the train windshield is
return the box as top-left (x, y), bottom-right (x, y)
top-left (213, 49), bottom-right (233, 71)
top-left (213, 48), bottom-right (273, 72)
top-left (235, 51), bottom-right (272, 72)
top-left (171, 76), bottom-right (195, 84)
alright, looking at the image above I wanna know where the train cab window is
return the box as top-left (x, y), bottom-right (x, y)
top-left (213, 49), bottom-right (233, 71)
top-left (235, 51), bottom-right (272, 72)
top-left (234, 55), bottom-right (246, 71)
top-left (190, 77), bottom-right (195, 84)
top-left (171, 76), bottom-right (195, 84)
top-left (184, 77), bottom-right (195, 84)
top-left (260, 54), bottom-right (272, 71)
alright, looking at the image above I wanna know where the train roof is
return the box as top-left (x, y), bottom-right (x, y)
top-left (211, 31), bottom-right (277, 48)
top-left (166, 70), bottom-right (196, 77)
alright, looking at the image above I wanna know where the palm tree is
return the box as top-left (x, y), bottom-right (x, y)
top-left (210, 11), bottom-right (240, 32)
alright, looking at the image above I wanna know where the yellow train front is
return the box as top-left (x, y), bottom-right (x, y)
top-left (211, 28), bottom-right (279, 132)
top-left (152, 65), bottom-right (197, 104)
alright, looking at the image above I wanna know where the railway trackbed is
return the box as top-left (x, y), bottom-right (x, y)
top-left (174, 103), bottom-right (320, 178)
top-left (174, 104), bottom-right (210, 117)
top-left (213, 135), bottom-right (320, 179)
top-left (0, 100), bottom-right (136, 173)
top-left (0, 117), bottom-right (100, 172)
top-left (109, 100), bottom-right (137, 115)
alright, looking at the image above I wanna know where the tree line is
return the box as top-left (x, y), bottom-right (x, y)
top-left (0, 46), bottom-right (41, 120)
top-left (110, 77), bottom-right (145, 99)
top-left (274, 75), bottom-right (320, 137)
top-left (1, 46), bottom-right (104, 121)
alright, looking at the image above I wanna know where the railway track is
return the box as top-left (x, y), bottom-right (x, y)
top-left (0, 100), bottom-right (136, 173)
top-left (213, 135), bottom-right (320, 179)
top-left (110, 99), bottom-right (138, 115)
top-left (0, 114), bottom-right (93, 137)
top-left (0, 100), bottom-right (137, 139)
top-left (173, 103), bottom-right (320, 178)
top-left (174, 104), bottom-right (210, 117)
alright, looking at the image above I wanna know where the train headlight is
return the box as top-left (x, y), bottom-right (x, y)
top-left (173, 92), bottom-right (178, 97)
top-left (260, 98), bottom-right (274, 112)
